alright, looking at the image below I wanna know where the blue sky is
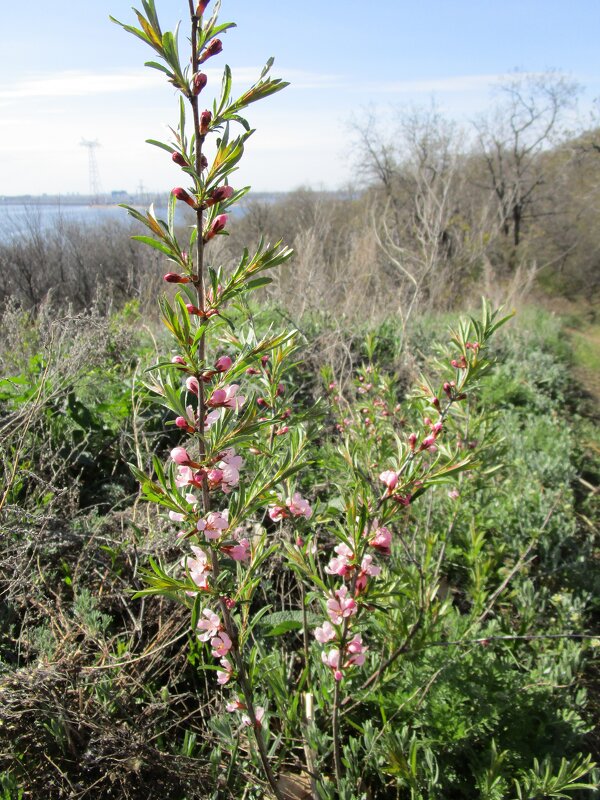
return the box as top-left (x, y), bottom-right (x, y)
top-left (1, 0), bottom-right (599, 196)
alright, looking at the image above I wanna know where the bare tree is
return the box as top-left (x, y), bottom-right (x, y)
top-left (472, 72), bottom-right (580, 251)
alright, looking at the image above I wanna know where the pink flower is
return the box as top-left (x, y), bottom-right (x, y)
top-left (211, 631), bottom-right (232, 658)
top-left (175, 465), bottom-right (204, 489)
top-left (216, 448), bottom-right (243, 492)
top-left (379, 470), bottom-right (398, 494)
top-left (355, 554), bottom-right (381, 593)
top-left (322, 649), bottom-right (343, 681)
top-left (224, 538), bottom-right (251, 562)
top-left (204, 409), bottom-right (221, 429)
top-left (268, 505), bottom-right (287, 522)
top-left (370, 523), bottom-right (392, 556)
top-left (216, 657), bottom-right (233, 685)
top-left (197, 510), bottom-right (229, 540)
top-left (209, 384), bottom-right (245, 411)
top-left (182, 545), bottom-right (211, 590)
top-left (345, 634), bottom-right (367, 666)
top-left (196, 608), bottom-right (221, 642)
top-left (325, 543), bottom-right (354, 577)
top-left (314, 620), bottom-right (336, 644)
top-left (169, 509), bottom-right (185, 523)
top-left (326, 585), bottom-right (357, 625)
top-left (242, 706), bottom-right (265, 728)
top-left (287, 492), bottom-right (312, 519)
top-left (226, 697), bottom-right (245, 713)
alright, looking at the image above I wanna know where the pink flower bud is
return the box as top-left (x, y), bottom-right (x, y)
top-left (171, 356), bottom-right (186, 366)
top-left (172, 187), bottom-right (198, 209)
top-left (211, 214), bottom-right (228, 233)
top-left (199, 38), bottom-right (223, 64)
top-left (214, 355), bottom-right (232, 372)
top-left (408, 433), bottom-right (418, 450)
top-left (163, 272), bottom-right (190, 283)
top-left (379, 470), bottom-right (398, 492)
top-left (192, 72), bottom-right (208, 95)
top-left (261, 355), bottom-right (269, 367)
top-left (199, 109), bottom-right (212, 136)
top-left (209, 185), bottom-right (234, 204)
top-left (275, 426), bottom-right (289, 436)
top-left (175, 416), bottom-right (189, 428)
top-left (172, 151), bottom-right (187, 167)
top-left (186, 376), bottom-right (200, 395)
top-left (276, 383), bottom-right (285, 397)
top-left (171, 446), bottom-right (192, 466)
top-left (195, 0), bottom-right (210, 14)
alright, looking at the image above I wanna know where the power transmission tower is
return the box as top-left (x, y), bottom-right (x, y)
top-left (80, 139), bottom-right (103, 203)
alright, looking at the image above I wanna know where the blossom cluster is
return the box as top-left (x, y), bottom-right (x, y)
top-left (312, 514), bottom-right (394, 681)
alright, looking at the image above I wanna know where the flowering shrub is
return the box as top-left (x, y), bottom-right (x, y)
top-left (113, 3), bottom-right (598, 799)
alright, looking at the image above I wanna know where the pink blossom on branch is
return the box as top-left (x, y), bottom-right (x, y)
top-left (369, 523), bottom-right (392, 556)
top-left (182, 545), bottom-right (211, 590)
top-left (326, 585), bottom-right (357, 625)
top-left (197, 510), bottom-right (229, 540)
top-left (223, 537), bottom-right (251, 562)
top-left (345, 634), bottom-right (367, 666)
top-left (325, 542), bottom-right (354, 577)
top-left (314, 620), bottom-right (337, 643)
top-left (216, 657), bottom-right (233, 685)
top-left (211, 631), bottom-right (232, 658)
top-left (286, 492), bottom-right (312, 519)
top-left (196, 608), bottom-right (221, 642)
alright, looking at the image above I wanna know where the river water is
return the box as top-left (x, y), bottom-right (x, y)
top-left (0, 203), bottom-right (179, 242)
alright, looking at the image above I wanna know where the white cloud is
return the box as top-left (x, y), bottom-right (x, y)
top-left (0, 66), bottom-right (340, 103)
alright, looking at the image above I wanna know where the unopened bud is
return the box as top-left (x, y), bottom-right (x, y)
top-left (208, 185), bottom-right (234, 204)
top-left (163, 272), bottom-right (190, 283)
top-left (195, 0), bottom-right (210, 14)
top-left (192, 72), bottom-right (208, 95)
top-left (172, 151), bottom-right (187, 167)
top-left (214, 355), bottom-right (232, 372)
top-left (204, 214), bottom-right (227, 241)
top-left (199, 38), bottom-right (223, 64)
top-left (199, 109), bottom-right (212, 136)
top-left (172, 187), bottom-right (198, 209)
